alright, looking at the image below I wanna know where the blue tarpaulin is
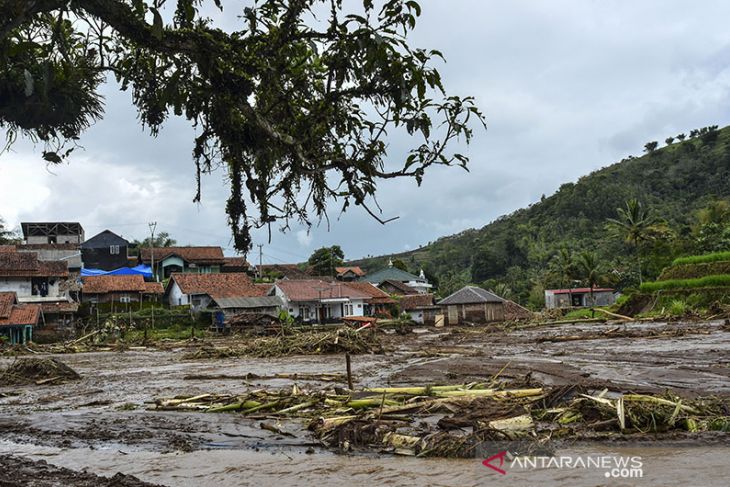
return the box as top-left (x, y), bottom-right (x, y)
top-left (81, 264), bottom-right (153, 279)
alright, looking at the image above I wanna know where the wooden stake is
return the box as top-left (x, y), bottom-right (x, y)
top-left (345, 352), bottom-right (353, 390)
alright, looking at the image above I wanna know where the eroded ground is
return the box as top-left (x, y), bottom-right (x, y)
top-left (1, 320), bottom-right (729, 486)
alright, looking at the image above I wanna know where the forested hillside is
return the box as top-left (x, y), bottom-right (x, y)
top-left (351, 125), bottom-right (730, 307)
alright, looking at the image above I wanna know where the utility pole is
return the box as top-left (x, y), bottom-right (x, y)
top-left (148, 222), bottom-right (157, 281)
top-left (257, 244), bottom-right (264, 280)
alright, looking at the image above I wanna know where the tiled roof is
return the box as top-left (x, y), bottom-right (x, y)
top-left (547, 287), bottom-right (614, 295)
top-left (276, 280), bottom-right (371, 302)
top-left (0, 252), bottom-right (69, 277)
top-left (0, 245), bottom-right (17, 252)
top-left (18, 243), bottom-right (80, 251)
top-left (399, 293), bottom-right (436, 310)
top-left (380, 279), bottom-right (419, 295)
top-left (335, 266), bottom-right (365, 277)
top-left (222, 257), bottom-right (250, 268)
top-left (0, 302), bottom-right (41, 327)
top-left (169, 272), bottom-right (264, 298)
top-left (437, 286), bottom-right (505, 305)
top-left (39, 301), bottom-right (79, 314)
top-left (82, 275), bottom-right (163, 294)
top-left (342, 282), bottom-right (396, 305)
top-left (0, 292), bottom-right (16, 319)
top-left (139, 246), bottom-right (225, 264)
top-left (360, 267), bottom-right (425, 284)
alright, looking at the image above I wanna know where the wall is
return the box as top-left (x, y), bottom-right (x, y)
top-left (167, 281), bottom-right (189, 306)
top-left (445, 302), bottom-right (505, 325)
top-left (0, 278), bottom-right (32, 297)
top-left (81, 247), bottom-right (129, 271)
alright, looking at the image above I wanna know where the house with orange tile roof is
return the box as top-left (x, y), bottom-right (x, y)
top-left (81, 275), bottom-right (163, 304)
top-left (0, 292), bottom-right (41, 344)
top-left (272, 279), bottom-right (370, 323)
top-left (165, 272), bottom-right (267, 312)
top-left (0, 250), bottom-right (70, 299)
top-left (139, 246), bottom-right (226, 280)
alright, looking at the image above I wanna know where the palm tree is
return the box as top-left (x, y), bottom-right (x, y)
top-left (550, 247), bottom-right (575, 304)
top-left (606, 199), bottom-right (657, 284)
top-left (575, 251), bottom-right (603, 307)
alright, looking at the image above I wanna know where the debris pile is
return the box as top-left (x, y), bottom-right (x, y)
top-left (152, 380), bottom-right (730, 458)
top-left (1, 357), bottom-right (81, 385)
top-left (183, 327), bottom-right (382, 360)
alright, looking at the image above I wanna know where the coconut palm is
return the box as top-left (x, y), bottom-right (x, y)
top-left (550, 247), bottom-right (576, 303)
top-left (575, 251), bottom-right (604, 306)
top-left (606, 199), bottom-right (657, 284)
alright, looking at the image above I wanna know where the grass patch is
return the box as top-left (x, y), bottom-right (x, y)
top-left (672, 251), bottom-right (730, 266)
top-left (659, 261), bottom-right (730, 280)
top-left (640, 274), bottom-right (730, 292)
top-left (562, 309), bottom-right (595, 320)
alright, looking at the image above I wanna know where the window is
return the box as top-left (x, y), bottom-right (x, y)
top-left (109, 245), bottom-right (120, 255)
top-left (299, 306), bottom-right (310, 320)
top-left (344, 303), bottom-right (354, 316)
top-left (120, 295), bottom-right (131, 303)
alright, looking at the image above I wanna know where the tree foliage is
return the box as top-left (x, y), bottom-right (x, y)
top-left (307, 244), bottom-right (344, 276)
top-left (0, 0), bottom-right (485, 252)
top-left (133, 231), bottom-right (177, 248)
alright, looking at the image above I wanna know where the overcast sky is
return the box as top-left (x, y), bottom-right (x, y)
top-left (2, 0), bottom-right (730, 264)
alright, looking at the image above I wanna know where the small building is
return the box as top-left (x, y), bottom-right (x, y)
top-left (0, 292), bottom-right (41, 345)
top-left (360, 261), bottom-right (432, 294)
top-left (0, 251), bottom-right (70, 299)
top-left (207, 295), bottom-right (284, 319)
top-left (340, 281), bottom-right (396, 316)
top-left (80, 230), bottom-right (129, 271)
top-left (438, 286), bottom-right (528, 325)
top-left (544, 288), bottom-right (617, 309)
top-left (165, 272), bottom-right (265, 312)
top-left (379, 279), bottom-right (419, 296)
top-left (272, 280), bottom-right (369, 323)
top-left (21, 222), bottom-right (84, 245)
top-left (398, 293), bottom-right (439, 325)
top-left (335, 266), bottom-right (366, 282)
top-left (221, 257), bottom-right (253, 274)
top-left (81, 275), bottom-right (163, 304)
top-left (139, 246), bottom-right (225, 280)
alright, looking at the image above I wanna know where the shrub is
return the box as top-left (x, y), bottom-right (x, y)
top-left (668, 299), bottom-right (687, 316)
top-left (672, 251), bottom-right (730, 266)
top-left (640, 274), bottom-right (730, 292)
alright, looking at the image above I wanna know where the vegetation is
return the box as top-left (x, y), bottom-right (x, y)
top-left (673, 251), bottom-right (730, 266)
top-left (640, 274), bottom-right (730, 293)
top-left (352, 124), bottom-right (730, 306)
top-left (132, 231), bottom-right (177, 248)
top-left (1, 0), bottom-right (484, 252)
top-left (307, 245), bottom-right (344, 276)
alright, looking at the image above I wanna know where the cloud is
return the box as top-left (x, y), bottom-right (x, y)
top-left (3, 0), bottom-right (730, 263)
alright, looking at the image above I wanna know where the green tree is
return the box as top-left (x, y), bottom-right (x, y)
top-left (575, 251), bottom-right (604, 306)
top-left (308, 245), bottom-right (344, 276)
top-left (134, 231), bottom-right (177, 248)
top-left (437, 270), bottom-right (469, 297)
top-left (606, 199), bottom-right (657, 283)
top-left (643, 141), bottom-right (658, 153)
top-left (0, 216), bottom-right (19, 244)
top-left (676, 133), bottom-right (686, 141)
top-left (391, 258), bottom-right (409, 272)
top-left (665, 136), bottom-right (674, 145)
top-left (0, 0), bottom-right (485, 253)
top-left (693, 200), bottom-right (730, 252)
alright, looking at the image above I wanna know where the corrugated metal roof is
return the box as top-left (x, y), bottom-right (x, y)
top-left (437, 286), bottom-right (505, 305)
top-left (211, 296), bottom-right (284, 309)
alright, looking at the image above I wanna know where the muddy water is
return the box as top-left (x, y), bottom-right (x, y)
top-left (1, 321), bottom-right (729, 486)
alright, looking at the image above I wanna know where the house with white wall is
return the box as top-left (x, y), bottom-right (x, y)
top-left (272, 280), bottom-right (370, 323)
top-left (165, 272), bottom-right (266, 312)
top-left (0, 250), bottom-right (69, 299)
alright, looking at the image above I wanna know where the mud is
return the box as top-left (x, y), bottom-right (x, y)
top-left (1, 319), bottom-right (729, 486)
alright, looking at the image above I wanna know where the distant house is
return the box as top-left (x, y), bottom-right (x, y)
top-left (0, 251), bottom-right (69, 299)
top-left (379, 279), bottom-right (419, 296)
top-left (272, 280), bottom-right (370, 323)
top-left (164, 272), bottom-right (267, 312)
top-left (0, 292), bottom-right (41, 344)
top-left (335, 266), bottom-right (366, 282)
top-left (21, 222), bottom-right (84, 245)
top-left (139, 246), bottom-right (225, 280)
top-left (81, 275), bottom-right (163, 304)
top-left (544, 288), bottom-right (616, 309)
top-left (80, 230), bottom-right (129, 271)
top-left (221, 257), bottom-right (253, 274)
top-left (360, 261), bottom-right (432, 294)
top-left (339, 281), bottom-right (396, 316)
top-left (438, 286), bottom-right (531, 325)
top-left (398, 293), bottom-right (439, 325)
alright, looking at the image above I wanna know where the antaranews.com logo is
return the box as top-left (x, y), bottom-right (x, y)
top-left (482, 451), bottom-right (643, 479)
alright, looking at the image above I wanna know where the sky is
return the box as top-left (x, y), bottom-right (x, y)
top-left (2, 0), bottom-right (730, 265)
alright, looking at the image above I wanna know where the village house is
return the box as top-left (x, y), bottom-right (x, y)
top-left (398, 293), bottom-right (440, 325)
top-left (338, 281), bottom-right (396, 316)
top-left (221, 257), bottom-right (253, 274)
top-left (0, 251), bottom-right (70, 299)
top-left (438, 286), bottom-right (532, 325)
top-left (544, 288), bottom-right (617, 309)
top-left (334, 266), bottom-right (366, 282)
top-left (139, 246), bottom-right (225, 280)
top-left (0, 292), bottom-right (41, 345)
top-left (21, 222), bottom-right (84, 245)
top-left (164, 272), bottom-right (266, 312)
top-left (80, 230), bottom-right (130, 271)
top-left (360, 260), bottom-right (432, 294)
top-left (81, 275), bottom-right (163, 304)
top-left (378, 279), bottom-right (419, 296)
top-left (272, 280), bottom-right (370, 323)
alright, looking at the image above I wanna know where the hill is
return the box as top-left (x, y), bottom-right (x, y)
top-left (350, 125), bottom-right (730, 306)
